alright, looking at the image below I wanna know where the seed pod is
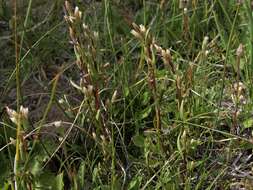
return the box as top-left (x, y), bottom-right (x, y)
top-left (69, 27), bottom-right (75, 41)
top-left (179, 0), bottom-right (189, 9)
top-left (236, 43), bottom-right (244, 58)
top-left (139, 24), bottom-right (146, 34)
top-left (74, 7), bottom-right (82, 20)
top-left (132, 23), bottom-right (140, 33)
top-left (153, 43), bottom-right (162, 53)
top-left (130, 29), bottom-right (142, 40)
top-left (111, 90), bottom-right (118, 103)
top-left (87, 85), bottom-right (94, 97)
top-left (161, 49), bottom-right (175, 73)
top-left (202, 36), bottom-right (209, 50)
top-left (20, 106), bottom-right (28, 120)
top-left (92, 132), bottom-right (97, 140)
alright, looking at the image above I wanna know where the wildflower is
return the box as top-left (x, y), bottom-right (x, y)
top-left (54, 121), bottom-right (62, 128)
top-left (6, 107), bottom-right (18, 124)
top-left (5, 106), bottom-right (29, 125)
top-left (20, 106), bottom-right (28, 120)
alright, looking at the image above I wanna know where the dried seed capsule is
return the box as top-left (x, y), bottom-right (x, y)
top-left (179, 0), bottom-right (189, 9)
top-left (236, 43), bottom-right (244, 58)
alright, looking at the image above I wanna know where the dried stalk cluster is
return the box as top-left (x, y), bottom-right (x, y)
top-left (64, 1), bottom-right (112, 149)
top-left (131, 23), bottom-right (178, 156)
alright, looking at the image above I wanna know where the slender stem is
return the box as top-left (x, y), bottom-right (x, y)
top-left (104, 0), bottom-right (115, 53)
top-left (23, 74), bottom-right (59, 171)
top-left (245, 1), bottom-right (253, 93)
top-left (217, 5), bottom-right (239, 122)
top-left (233, 56), bottom-right (240, 133)
top-left (14, 114), bottom-right (21, 190)
top-left (19, 0), bottom-right (33, 59)
top-left (12, 0), bottom-right (21, 189)
top-left (111, 124), bottom-right (116, 189)
top-left (13, 0), bottom-right (21, 109)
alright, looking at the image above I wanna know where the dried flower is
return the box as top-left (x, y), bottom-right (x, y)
top-left (74, 6), bottom-right (82, 19)
top-left (6, 106), bottom-right (18, 124)
top-left (202, 36), bottom-right (209, 50)
top-left (87, 85), bottom-right (94, 96)
top-left (5, 106), bottom-right (29, 125)
top-left (179, 0), bottom-right (189, 9)
top-left (54, 121), bottom-right (62, 128)
top-left (130, 29), bottom-right (142, 40)
top-left (82, 23), bottom-right (88, 30)
top-left (20, 106), bottom-right (28, 119)
top-left (161, 49), bottom-right (175, 73)
top-left (111, 90), bottom-right (118, 103)
top-left (131, 23), bottom-right (149, 41)
top-left (10, 137), bottom-right (16, 145)
top-left (139, 24), bottom-right (146, 34)
top-left (236, 43), bottom-right (244, 58)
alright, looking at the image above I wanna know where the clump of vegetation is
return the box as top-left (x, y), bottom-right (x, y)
top-left (1, 0), bottom-right (253, 189)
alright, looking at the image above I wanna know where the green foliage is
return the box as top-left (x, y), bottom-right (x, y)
top-left (1, 0), bottom-right (253, 189)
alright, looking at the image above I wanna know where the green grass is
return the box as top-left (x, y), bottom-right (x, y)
top-left (1, 0), bottom-right (253, 189)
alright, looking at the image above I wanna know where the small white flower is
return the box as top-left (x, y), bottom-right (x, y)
top-left (5, 105), bottom-right (29, 125)
top-left (5, 106), bottom-right (18, 125)
top-left (20, 105), bottom-right (28, 119)
top-left (54, 121), bottom-right (62, 128)
top-left (59, 98), bottom-right (64, 104)
top-left (83, 23), bottom-right (88, 30)
top-left (139, 24), bottom-right (146, 33)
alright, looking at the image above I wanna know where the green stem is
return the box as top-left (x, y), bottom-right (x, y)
top-left (23, 75), bottom-right (59, 170)
top-left (217, 5), bottom-right (239, 121)
top-left (19, 0), bottom-right (33, 60)
top-left (245, 1), bottom-right (253, 90)
top-left (12, 0), bottom-right (21, 189)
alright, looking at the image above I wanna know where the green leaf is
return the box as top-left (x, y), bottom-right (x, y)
top-left (132, 134), bottom-right (145, 147)
top-left (78, 161), bottom-right (86, 188)
top-left (128, 176), bottom-right (142, 190)
top-left (141, 92), bottom-right (150, 105)
top-left (35, 172), bottom-right (64, 190)
top-left (55, 173), bottom-right (64, 190)
top-left (124, 87), bottom-right (130, 97)
top-left (243, 118), bottom-right (253, 129)
top-left (138, 107), bottom-right (152, 120)
top-left (30, 158), bottom-right (41, 176)
top-left (96, 109), bottom-right (101, 121)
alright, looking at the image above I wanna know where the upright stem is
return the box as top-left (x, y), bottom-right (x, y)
top-left (217, 5), bottom-right (239, 124)
top-left (12, 0), bottom-right (21, 189)
top-left (19, 0), bottom-right (33, 59)
top-left (245, 1), bottom-right (253, 94)
top-left (13, 0), bottom-right (21, 109)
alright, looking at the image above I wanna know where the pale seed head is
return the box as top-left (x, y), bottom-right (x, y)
top-left (20, 106), bottom-right (28, 119)
top-left (111, 90), bottom-right (118, 103)
top-left (236, 43), bottom-right (244, 58)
